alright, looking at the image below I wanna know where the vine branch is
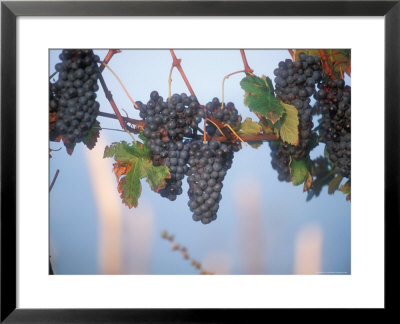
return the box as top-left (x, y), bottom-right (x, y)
top-left (98, 72), bottom-right (127, 130)
top-left (169, 50), bottom-right (195, 96)
top-left (240, 49), bottom-right (254, 74)
top-left (288, 49), bottom-right (295, 60)
top-left (49, 169), bottom-right (60, 192)
top-left (168, 65), bottom-right (175, 99)
top-left (97, 111), bottom-right (144, 133)
top-left (99, 49), bottom-right (121, 73)
top-left (211, 133), bottom-right (278, 142)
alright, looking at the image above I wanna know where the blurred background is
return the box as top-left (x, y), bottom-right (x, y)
top-left (49, 49), bottom-right (351, 275)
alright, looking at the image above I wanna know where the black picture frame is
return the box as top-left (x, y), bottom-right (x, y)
top-left (1, 0), bottom-right (399, 322)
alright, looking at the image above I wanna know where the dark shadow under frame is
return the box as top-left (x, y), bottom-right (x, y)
top-left (1, 1), bottom-right (399, 322)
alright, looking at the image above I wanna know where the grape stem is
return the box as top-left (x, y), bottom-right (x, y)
top-left (221, 70), bottom-right (246, 108)
top-left (125, 129), bottom-right (137, 144)
top-left (49, 71), bottom-right (57, 80)
top-left (49, 169), bottom-right (60, 192)
top-left (99, 49), bottom-right (121, 73)
top-left (239, 49), bottom-right (254, 74)
top-left (223, 123), bottom-right (247, 147)
top-left (101, 61), bottom-right (139, 109)
top-left (97, 111), bottom-right (144, 133)
top-left (288, 49), bottom-right (295, 60)
top-left (169, 50), bottom-right (196, 96)
top-left (206, 118), bottom-right (226, 138)
top-left (168, 50), bottom-right (207, 142)
top-left (168, 65), bottom-right (174, 100)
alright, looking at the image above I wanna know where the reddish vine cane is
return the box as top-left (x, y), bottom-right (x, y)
top-left (240, 49), bottom-right (254, 74)
top-left (318, 50), bottom-right (336, 80)
top-left (99, 49), bottom-right (122, 73)
top-left (49, 169), bottom-right (60, 192)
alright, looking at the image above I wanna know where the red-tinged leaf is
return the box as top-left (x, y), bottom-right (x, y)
top-left (82, 120), bottom-right (100, 150)
top-left (117, 160), bottom-right (143, 208)
top-left (104, 141), bottom-right (170, 208)
top-left (113, 162), bottom-right (131, 183)
top-left (66, 145), bottom-right (75, 156)
top-left (339, 180), bottom-right (351, 202)
top-left (54, 135), bottom-right (76, 155)
top-left (303, 172), bottom-right (313, 192)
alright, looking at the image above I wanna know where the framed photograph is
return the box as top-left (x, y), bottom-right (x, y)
top-left (1, 0), bottom-right (398, 322)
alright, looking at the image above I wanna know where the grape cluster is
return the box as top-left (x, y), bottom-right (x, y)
top-left (204, 97), bottom-right (240, 136)
top-left (315, 79), bottom-right (351, 178)
top-left (139, 91), bottom-right (206, 201)
top-left (140, 92), bottom-right (240, 222)
top-left (186, 140), bottom-right (234, 224)
top-left (51, 49), bottom-right (101, 145)
top-left (270, 52), bottom-right (322, 181)
top-left (140, 91), bottom-right (204, 166)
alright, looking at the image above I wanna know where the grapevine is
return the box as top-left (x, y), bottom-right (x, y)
top-left (49, 48), bottom-right (351, 225)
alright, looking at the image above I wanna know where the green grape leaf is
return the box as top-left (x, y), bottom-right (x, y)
top-left (290, 158), bottom-right (310, 186)
top-left (279, 103), bottom-right (299, 145)
top-left (104, 141), bottom-right (170, 208)
top-left (262, 75), bottom-right (275, 96)
top-left (240, 75), bottom-right (284, 124)
top-left (82, 120), bottom-right (100, 150)
top-left (328, 175), bottom-right (343, 194)
top-left (138, 131), bottom-right (147, 143)
top-left (238, 117), bottom-right (263, 136)
top-left (240, 74), bottom-right (266, 94)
